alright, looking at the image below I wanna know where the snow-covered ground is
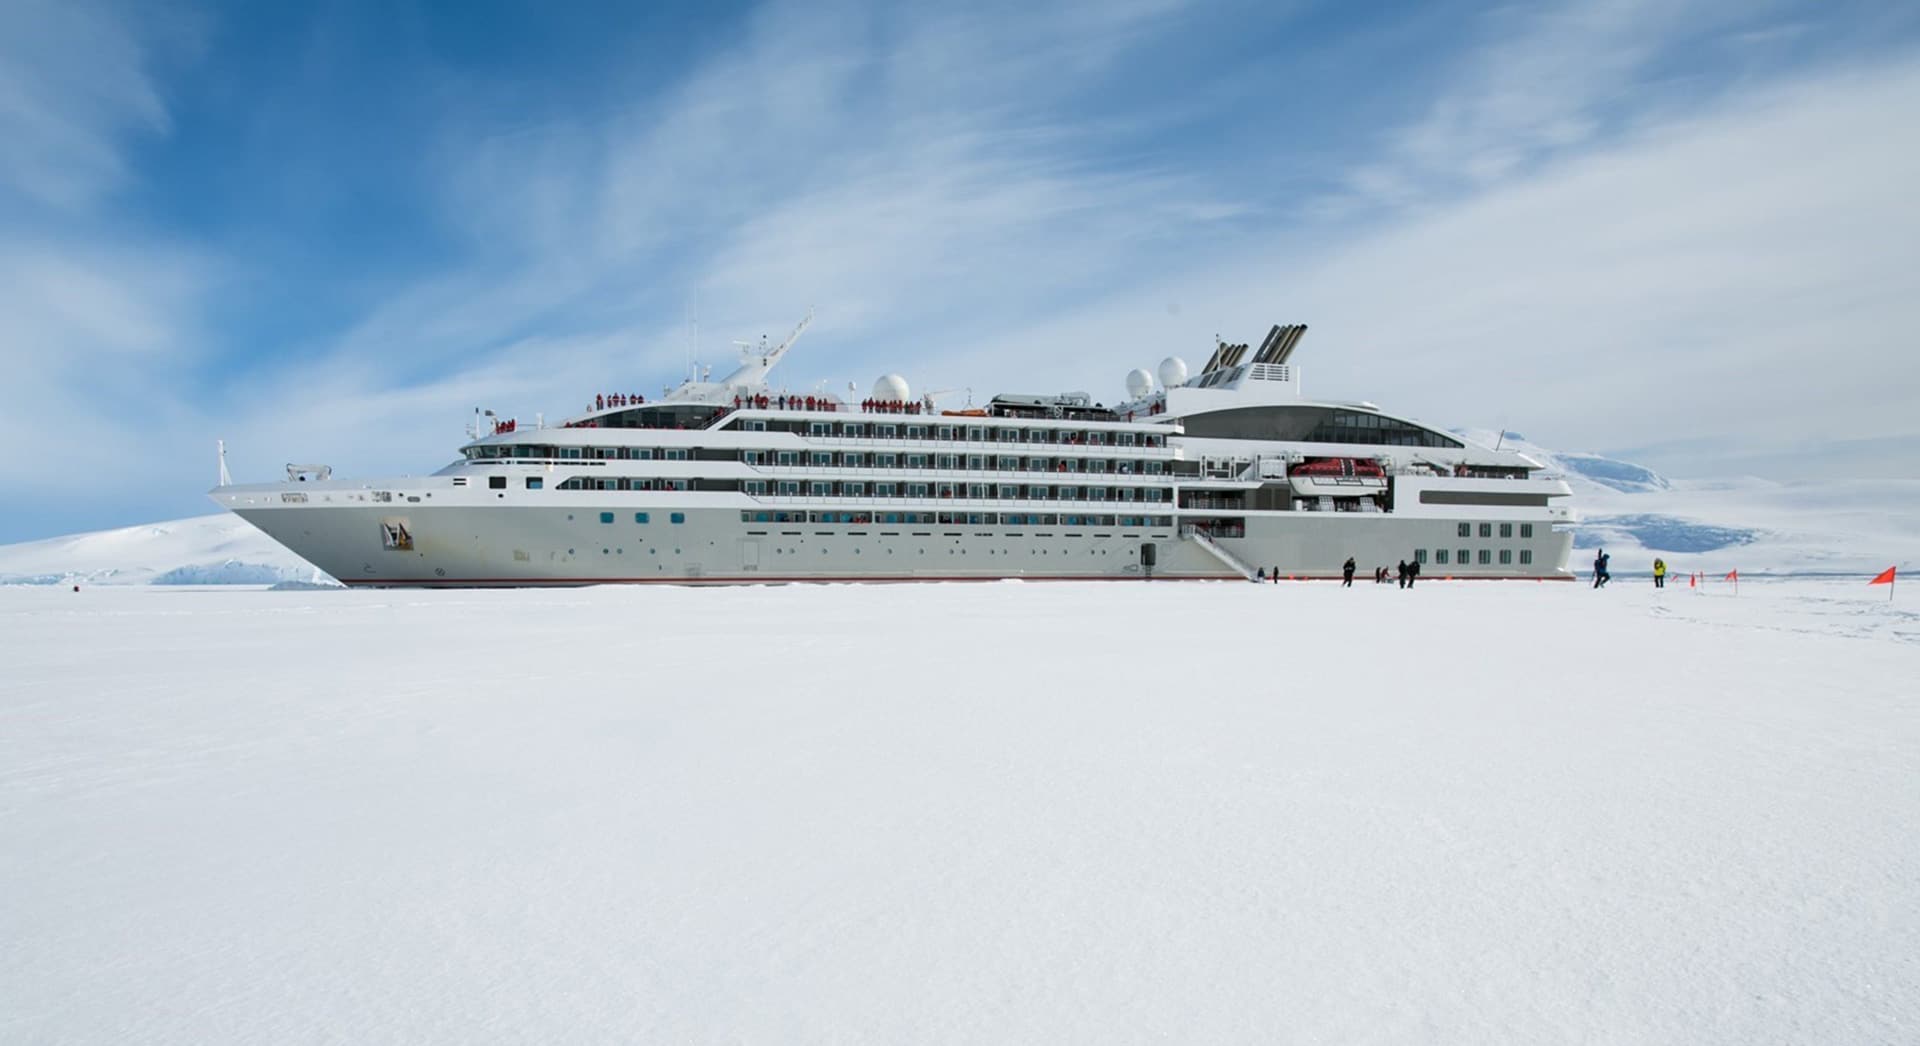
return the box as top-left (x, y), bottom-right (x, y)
top-left (2, 580), bottom-right (1914, 1043)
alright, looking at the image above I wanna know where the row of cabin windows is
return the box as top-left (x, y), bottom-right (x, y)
top-left (1413, 548), bottom-right (1534, 566)
top-left (741, 510), bottom-right (1174, 527)
top-left (749, 449), bottom-right (1162, 473)
top-left (746, 480), bottom-right (1166, 501)
top-left (497, 474), bottom-right (1165, 501)
top-left (557, 478), bottom-right (690, 491)
top-left (540, 475), bottom-right (1166, 501)
top-left (599, 511), bottom-right (684, 524)
top-left (742, 419), bottom-right (1167, 448)
top-left (1456, 522), bottom-right (1535, 539)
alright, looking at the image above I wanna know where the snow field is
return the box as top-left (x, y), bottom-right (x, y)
top-left (1, 580), bottom-right (1915, 1043)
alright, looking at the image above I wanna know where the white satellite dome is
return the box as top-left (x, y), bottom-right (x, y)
top-left (1158, 356), bottom-right (1189, 389)
top-left (872, 373), bottom-right (912, 403)
top-left (1125, 368), bottom-right (1155, 401)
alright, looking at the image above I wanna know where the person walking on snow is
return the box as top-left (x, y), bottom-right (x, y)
top-left (1406, 557), bottom-right (1420, 588)
top-left (1593, 549), bottom-right (1611, 589)
top-left (1396, 559), bottom-right (1408, 589)
top-left (1342, 557), bottom-right (1356, 587)
top-left (1652, 557), bottom-right (1667, 588)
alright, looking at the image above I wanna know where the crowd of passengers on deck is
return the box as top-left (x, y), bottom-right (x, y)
top-left (732, 393), bottom-right (852, 412)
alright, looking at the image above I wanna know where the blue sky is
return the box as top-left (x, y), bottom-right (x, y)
top-left (3, 0), bottom-right (1918, 542)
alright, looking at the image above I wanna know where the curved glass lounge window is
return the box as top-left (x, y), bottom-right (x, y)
top-left (1179, 405), bottom-right (1463, 448)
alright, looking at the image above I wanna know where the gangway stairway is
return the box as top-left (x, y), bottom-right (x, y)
top-left (1180, 524), bottom-right (1260, 581)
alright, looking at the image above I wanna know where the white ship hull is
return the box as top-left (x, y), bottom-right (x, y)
top-left (224, 492), bottom-right (1574, 586)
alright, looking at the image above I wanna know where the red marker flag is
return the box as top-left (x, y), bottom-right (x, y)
top-left (1725, 569), bottom-right (1738, 582)
top-left (1870, 566), bottom-right (1896, 586)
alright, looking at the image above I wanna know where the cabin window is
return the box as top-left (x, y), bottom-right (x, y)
top-left (1520, 549), bottom-right (1533, 564)
top-left (999, 484), bottom-right (1019, 498)
top-left (1458, 548), bottom-right (1470, 564)
top-left (664, 449), bottom-right (689, 461)
top-left (525, 477), bottom-right (543, 490)
top-left (1499, 549), bottom-right (1513, 564)
top-left (907, 454), bottom-right (928, 468)
top-left (1435, 549), bottom-right (1449, 564)
top-left (489, 476), bottom-right (506, 490)
top-left (1415, 549), bottom-right (1428, 564)
top-left (811, 452), bottom-right (833, 466)
top-left (1478, 523), bottom-right (1492, 538)
top-left (1499, 523), bottom-right (1513, 538)
top-left (777, 451), bottom-right (798, 466)
top-left (635, 513), bottom-right (649, 523)
top-left (1478, 549), bottom-right (1492, 564)
top-left (937, 426), bottom-right (954, 440)
top-left (843, 453), bottom-right (863, 467)
top-left (810, 482), bottom-right (832, 496)
top-left (670, 512), bottom-right (686, 524)
top-left (1521, 523), bottom-right (1534, 538)
top-left (599, 512), bottom-right (614, 524)
top-left (1457, 522), bottom-right (1471, 538)
top-left (811, 423), bottom-right (831, 436)
top-left (908, 483), bottom-right (930, 497)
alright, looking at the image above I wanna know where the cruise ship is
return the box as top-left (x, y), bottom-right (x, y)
top-left (211, 316), bottom-right (1575, 585)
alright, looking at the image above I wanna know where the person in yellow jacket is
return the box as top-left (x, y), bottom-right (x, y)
top-left (1653, 557), bottom-right (1667, 588)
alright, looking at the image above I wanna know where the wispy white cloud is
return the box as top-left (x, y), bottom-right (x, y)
top-left (0, 0), bottom-right (192, 211)
top-left (926, 53), bottom-right (1920, 478)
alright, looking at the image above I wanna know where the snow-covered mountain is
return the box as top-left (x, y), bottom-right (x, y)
top-left (3, 433), bottom-right (1911, 583)
top-left (0, 514), bottom-right (324, 587)
top-left (1458, 429), bottom-right (1917, 576)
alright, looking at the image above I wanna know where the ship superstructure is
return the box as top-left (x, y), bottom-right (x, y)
top-left (211, 317), bottom-right (1575, 585)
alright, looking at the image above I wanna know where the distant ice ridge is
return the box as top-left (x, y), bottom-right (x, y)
top-left (0, 515), bottom-right (324, 587)
top-left (1455, 429), bottom-right (1915, 573)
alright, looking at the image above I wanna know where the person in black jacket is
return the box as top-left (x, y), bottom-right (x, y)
top-left (1406, 557), bottom-right (1420, 588)
top-left (1396, 560), bottom-right (1408, 589)
top-left (1342, 557), bottom-right (1356, 587)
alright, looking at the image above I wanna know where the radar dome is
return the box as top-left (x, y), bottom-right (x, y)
top-left (872, 373), bottom-right (912, 403)
top-left (1158, 356), bottom-right (1189, 389)
top-left (1125, 368), bottom-right (1155, 401)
